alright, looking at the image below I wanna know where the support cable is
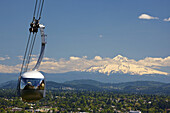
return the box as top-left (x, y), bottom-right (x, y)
top-left (39, 0), bottom-right (44, 20)
top-left (36, 0), bottom-right (42, 19)
top-left (19, 33), bottom-right (32, 76)
top-left (24, 33), bottom-right (34, 72)
top-left (25, 33), bottom-right (37, 72)
top-left (33, 0), bottom-right (38, 21)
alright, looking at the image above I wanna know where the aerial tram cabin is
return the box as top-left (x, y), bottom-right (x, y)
top-left (17, 0), bottom-right (47, 102)
top-left (18, 71), bottom-right (45, 102)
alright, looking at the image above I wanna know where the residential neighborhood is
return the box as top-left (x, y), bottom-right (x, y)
top-left (0, 89), bottom-right (169, 112)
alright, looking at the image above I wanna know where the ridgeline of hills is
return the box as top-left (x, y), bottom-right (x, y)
top-left (0, 79), bottom-right (170, 95)
top-left (0, 72), bottom-right (170, 84)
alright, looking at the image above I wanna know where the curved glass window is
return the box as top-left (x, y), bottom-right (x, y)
top-left (20, 78), bottom-right (45, 90)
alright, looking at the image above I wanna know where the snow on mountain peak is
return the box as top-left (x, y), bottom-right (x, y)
top-left (84, 62), bottom-right (168, 76)
top-left (83, 55), bottom-right (169, 76)
top-left (113, 55), bottom-right (128, 62)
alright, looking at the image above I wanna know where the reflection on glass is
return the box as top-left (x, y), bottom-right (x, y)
top-left (20, 78), bottom-right (45, 90)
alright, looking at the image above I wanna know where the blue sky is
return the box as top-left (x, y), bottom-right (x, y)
top-left (0, 0), bottom-right (170, 66)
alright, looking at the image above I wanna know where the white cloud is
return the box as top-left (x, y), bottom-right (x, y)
top-left (0, 55), bottom-right (170, 75)
top-left (94, 56), bottom-right (102, 60)
top-left (70, 56), bottom-right (81, 60)
top-left (27, 55), bottom-right (170, 75)
top-left (164, 17), bottom-right (170, 22)
top-left (43, 57), bottom-right (56, 61)
top-left (0, 57), bottom-right (6, 61)
top-left (138, 56), bottom-right (170, 67)
top-left (0, 64), bottom-right (20, 73)
top-left (17, 56), bottom-right (23, 60)
top-left (138, 14), bottom-right (159, 20)
top-left (17, 55), bottom-right (38, 61)
top-left (99, 34), bottom-right (103, 38)
top-left (83, 56), bottom-right (88, 59)
top-left (0, 56), bottom-right (10, 61)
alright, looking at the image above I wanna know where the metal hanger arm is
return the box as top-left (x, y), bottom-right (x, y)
top-left (33, 24), bottom-right (47, 70)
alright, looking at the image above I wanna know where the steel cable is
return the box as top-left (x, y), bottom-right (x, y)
top-left (25, 33), bottom-right (37, 72)
top-left (24, 33), bottom-right (34, 72)
top-left (36, 0), bottom-right (42, 19)
top-left (33, 0), bottom-right (38, 21)
top-left (39, 0), bottom-right (44, 20)
top-left (19, 32), bottom-right (32, 76)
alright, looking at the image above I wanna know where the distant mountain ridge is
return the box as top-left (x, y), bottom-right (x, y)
top-left (0, 79), bottom-right (170, 95)
top-left (0, 71), bottom-right (170, 84)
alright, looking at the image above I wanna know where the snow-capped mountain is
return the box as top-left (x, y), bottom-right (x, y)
top-left (0, 55), bottom-right (170, 83)
top-left (82, 55), bottom-right (169, 75)
top-left (1, 55), bottom-right (170, 76)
